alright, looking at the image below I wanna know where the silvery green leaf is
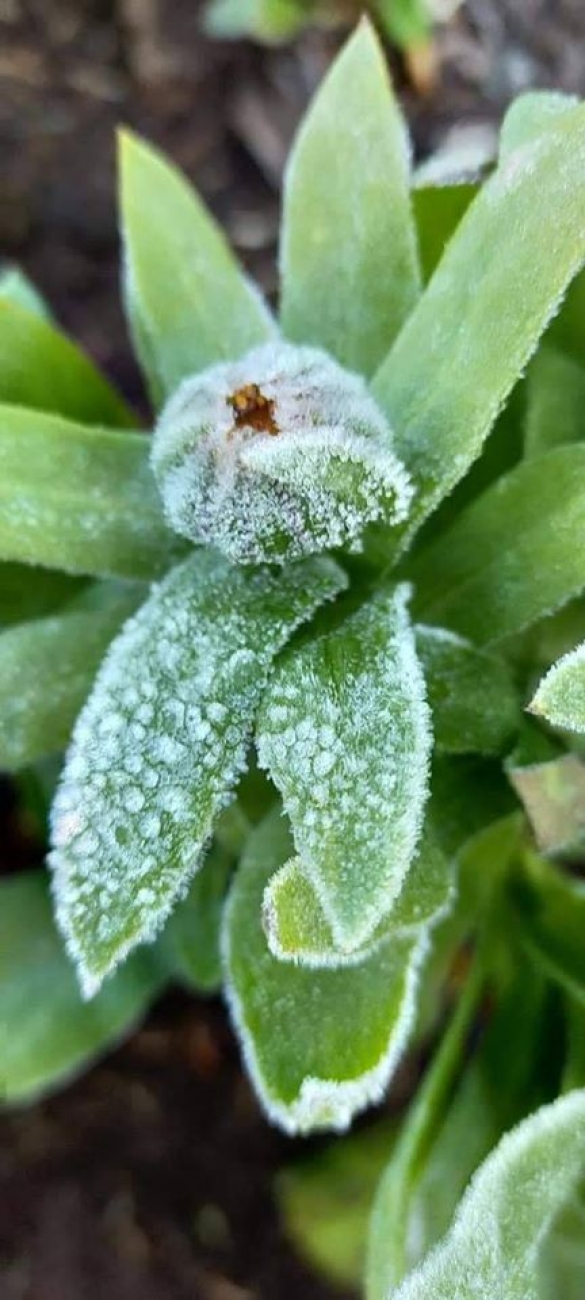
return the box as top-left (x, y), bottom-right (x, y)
top-left (152, 340), bottom-right (413, 565)
top-left (50, 550), bottom-right (345, 996)
top-left (256, 585), bottom-right (431, 953)
top-left (280, 20), bottom-right (419, 376)
top-left (119, 130), bottom-right (274, 407)
top-left (410, 446), bottom-right (585, 644)
top-left (524, 347), bottom-right (585, 459)
top-left (508, 754), bottom-right (585, 859)
top-left (531, 641), bottom-right (585, 734)
top-left (156, 842), bottom-right (232, 993)
top-left (500, 91), bottom-right (580, 158)
top-left (388, 1091), bottom-right (585, 1300)
top-left (0, 406), bottom-right (179, 579)
top-left (0, 582), bottom-right (143, 770)
top-left (263, 821), bottom-right (452, 968)
top-left (416, 625), bottom-right (519, 755)
top-left (223, 808), bottom-right (427, 1135)
top-left (0, 870), bottom-right (163, 1104)
top-left (373, 104), bottom-right (585, 542)
top-left (0, 265), bottom-right (51, 318)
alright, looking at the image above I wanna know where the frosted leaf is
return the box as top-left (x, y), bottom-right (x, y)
top-left (391, 1090), bottom-right (585, 1300)
top-left (530, 641), bottom-right (585, 734)
top-left (263, 821), bottom-right (453, 969)
top-left (223, 809), bottom-right (427, 1135)
top-left (256, 585), bottom-right (432, 953)
top-left (152, 340), bottom-right (413, 565)
top-left (49, 549), bottom-right (346, 996)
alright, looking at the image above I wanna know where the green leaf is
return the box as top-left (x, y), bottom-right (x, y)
top-left (280, 20), bottom-right (419, 377)
top-left (223, 808), bottom-right (427, 1134)
top-left (388, 1090), bottom-right (585, 1300)
top-left (412, 182), bottom-right (476, 282)
top-left (374, 0), bottom-right (430, 47)
top-left (531, 641), bottom-right (585, 734)
top-left (0, 563), bottom-right (87, 628)
top-left (511, 850), bottom-right (585, 1004)
top-left (156, 842), bottom-right (232, 993)
top-left (0, 582), bottom-right (143, 771)
top-left (0, 265), bottom-right (51, 318)
top-left (409, 446), bottom-right (585, 644)
top-left (50, 550), bottom-right (346, 995)
top-left (540, 1194), bottom-right (585, 1300)
top-left (256, 586), bottom-right (431, 953)
top-left (372, 104), bottom-right (585, 541)
top-left (508, 755), bottom-right (585, 860)
top-left (0, 406), bottom-right (179, 579)
top-left (500, 91), bottom-right (580, 159)
top-left (0, 870), bottom-right (163, 1104)
top-left (0, 297), bottom-right (134, 426)
top-left (204, 0), bottom-right (306, 41)
top-left (524, 347), bottom-right (585, 460)
top-left (416, 625), bottom-right (519, 755)
top-left (263, 820), bottom-right (452, 968)
top-left (119, 130), bottom-right (274, 407)
top-left (430, 756), bottom-right (517, 860)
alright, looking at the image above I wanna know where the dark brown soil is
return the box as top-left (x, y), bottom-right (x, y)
top-left (2, 2), bottom-right (585, 1297)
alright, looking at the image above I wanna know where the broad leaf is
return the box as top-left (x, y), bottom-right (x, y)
top-left (410, 445), bottom-right (585, 644)
top-left (0, 297), bottom-right (134, 426)
top-left (256, 585), bottom-right (431, 953)
top-left (500, 90), bottom-right (580, 158)
top-left (0, 870), bottom-right (163, 1104)
top-left (412, 182), bottom-right (476, 282)
top-left (280, 20), bottom-right (419, 376)
top-left (223, 809), bottom-right (427, 1134)
top-left (0, 406), bottom-right (178, 579)
top-left (531, 640), bottom-right (585, 733)
top-left (156, 842), bottom-right (232, 993)
top-left (0, 265), bottom-right (51, 318)
top-left (416, 625), bottom-right (519, 754)
top-left (0, 582), bottom-right (142, 771)
top-left (50, 550), bottom-right (345, 995)
top-left (388, 1090), bottom-right (585, 1300)
top-left (524, 347), bottom-right (585, 459)
top-left (120, 131), bottom-right (274, 406)
top-left (373, 104), bottom-right (585, 540)
top-left (0, 563), bottom-right (86, 628)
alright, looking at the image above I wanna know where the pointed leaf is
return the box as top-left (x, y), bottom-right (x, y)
top-left (500, 91), bottom-right (580, 159)
top-left (256, 586), bottom-right (432, 952)
top-left (280, 20), bottom-right (420, 377)
top-left (373, 104), bottom-right (585, 540)
top-left (120, 130), bottom-right (274, 406)
top-left (223, 809), bottom-right (427, 1135)
top-left (0, 265), bottom-right (51, 318)
top-left (0, 297), bottom-right (134, 425)
top-left (409, 446), bottom-right (585, 644)
top-left (0, 870), bottom-right (163, 1104)
top-left (416, 625), bottom-right (519, 755)
top-left (0, 406), bottom-right (179, 579)
top-left (390, 1091), bottom-right (585, 1300)
top-left (0, 582), bottom-right (143, 770)
top-left (524, 347), bottom-right (585, 459)
top-left (156, 842), bottom-right (232, 993)
top-left (531, 640), bottom-right (585, 733)
top-left (50, 550), bottom-right (346, 995)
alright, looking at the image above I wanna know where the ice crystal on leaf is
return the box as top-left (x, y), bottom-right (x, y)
top-left (152, 340), bottom-right (413, 565)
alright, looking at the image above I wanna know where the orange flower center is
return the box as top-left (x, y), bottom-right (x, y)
top-left (227, 383), bottom-right (279, 436)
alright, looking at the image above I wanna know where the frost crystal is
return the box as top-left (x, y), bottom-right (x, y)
top-left (152, 340), bottom-right (413, 565)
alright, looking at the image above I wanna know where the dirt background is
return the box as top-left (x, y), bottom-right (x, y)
top-left (2, 2), bottom-right (585, 1298)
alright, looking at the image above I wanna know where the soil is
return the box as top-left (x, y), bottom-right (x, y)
top-left (2, 1), bottom-right (585, 1297)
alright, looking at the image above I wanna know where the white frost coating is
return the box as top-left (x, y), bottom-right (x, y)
top-left (49, 550), bottom-right (346, 996)
top-left (152, 340), bottom-right (413, 565)
top-left (256, 585), bottom-right (432, 953)
top-left (530, 640), bottom-right (585, 734)
top-left (392, 1090), bottom-right (585, 1300)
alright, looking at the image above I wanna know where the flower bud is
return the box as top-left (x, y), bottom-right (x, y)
top-left (152, 341), bottom-right (413, 565)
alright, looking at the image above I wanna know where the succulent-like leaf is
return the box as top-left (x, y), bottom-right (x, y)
top-left (223, 809), bottom-right (427, 1135)
top-left (152, 340), bottom-right (413, 565)
top-left (373, 104), bottom-right (585, 540)
top-left (119, 131), bottom-right (274, 407)
top-left (416, 625), bottom-right (519, 754)
top-left (156, 842), bottom-right (232, 993)
top-left (500, 90), bottom-right (580, 159)
top-left (256, 585), bottom-right (431, 952)
top-left (0, 582), bottom-right (143, 770)
top-left (410, 445), bottom-right (585, 644)
top-left (388, 1091), bottom-right (585, 1300)
top-left (524, 347), bottom-right (585, 459)
top-left (530, 641), bottom-right (585, 734)
top-left (280, 20), bottom-right (419, 376)
top-left (0, 406), bottom-right (179, 579)
top-left (50, 550), bottom-right (346, 996)
top-left (0, 870), bottom-right (163, 1104)
top-left (0, 298), bottom-right (134, 426)
top-left (0, 265), bottom-right (51, 318)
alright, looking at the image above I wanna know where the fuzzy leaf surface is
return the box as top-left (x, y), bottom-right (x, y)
top-left (531, 640), bottom-right (585, 733)
top-left (0, 406), bottom-right (178, 579)
top-left (373, 105), bottom-right (585, 537)
top-left (256, 586), bottom-right (431, 952)
top-left (223, 809), bottom-right (426, 1135)
top-left (0, 870), bottom-right (162, 1104)
top-left (500, 90), bottom-right (580, 158)
top-left (410, 445), bottom-right (585, 644)
top-left (120, 131), bottom-right (274, 406)
top-left (416, 625), bottom-right (519, 754)
top-left (280, 20), bottom-right (419, 376)
top-left (50, 550), bottom-right (345, 995)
